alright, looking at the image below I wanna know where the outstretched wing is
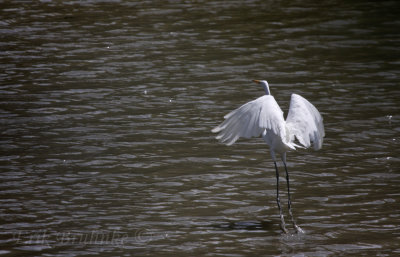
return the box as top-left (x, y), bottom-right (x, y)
top-left (212, 95), bottom-right (285, 145)
top-left (286, 94), bottom-right (325, 150)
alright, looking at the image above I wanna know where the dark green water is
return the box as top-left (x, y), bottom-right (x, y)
top-left (1, 1), bottom-right (399, 256)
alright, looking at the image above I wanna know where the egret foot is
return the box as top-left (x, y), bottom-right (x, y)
top-left (294, 224), bottom-right (304, 234)
top-left (280, 224), bottom-right (289, 234)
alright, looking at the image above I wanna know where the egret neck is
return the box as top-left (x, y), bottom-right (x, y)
top-left (253, 80), bottom-right (271, 95)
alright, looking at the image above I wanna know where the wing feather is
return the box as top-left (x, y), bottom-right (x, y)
top-left (212, 95), bottom-right (285, 145)
top-left (286, 94), bottom-right (325, 150)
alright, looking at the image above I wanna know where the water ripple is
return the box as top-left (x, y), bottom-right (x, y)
top-left (1, 0), bottom-right (400, 256)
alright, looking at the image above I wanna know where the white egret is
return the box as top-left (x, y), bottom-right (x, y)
top-left (212, 80), bottom-right (325, 233)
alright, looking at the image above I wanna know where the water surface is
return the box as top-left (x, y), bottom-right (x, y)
top-left (1, 0), bottom-right (400, 256)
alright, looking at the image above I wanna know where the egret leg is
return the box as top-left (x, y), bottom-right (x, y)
top-left (283, 161), bottom-right (304, 234)
top-left (274, 161), bottom-right (288, 233)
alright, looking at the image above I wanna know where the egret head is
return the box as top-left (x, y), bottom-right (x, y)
top-left (253, 80), bottom-right (270, 95)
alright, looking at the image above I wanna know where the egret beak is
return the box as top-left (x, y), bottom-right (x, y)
top-left (253, 80), bottom-right (261, 84)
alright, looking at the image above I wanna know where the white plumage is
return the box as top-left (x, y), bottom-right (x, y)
top-left (212, 86), bottom-right (324, 158)
top-left (286, 94), bottom-right (325, 150)
top-left (212, 80), bottom-right (325, 233)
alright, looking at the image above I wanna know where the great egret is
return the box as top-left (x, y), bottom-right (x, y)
top-left (212, 80), bottom-right (325, 233)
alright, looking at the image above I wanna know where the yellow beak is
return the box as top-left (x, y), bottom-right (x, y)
top-left (253, 80), bottom-right (261, 83)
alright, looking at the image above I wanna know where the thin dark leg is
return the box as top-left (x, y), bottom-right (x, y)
top-left (274, 161), bottom-right (288, 233)
top-left (283, 161), bottom-right (304, 233)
